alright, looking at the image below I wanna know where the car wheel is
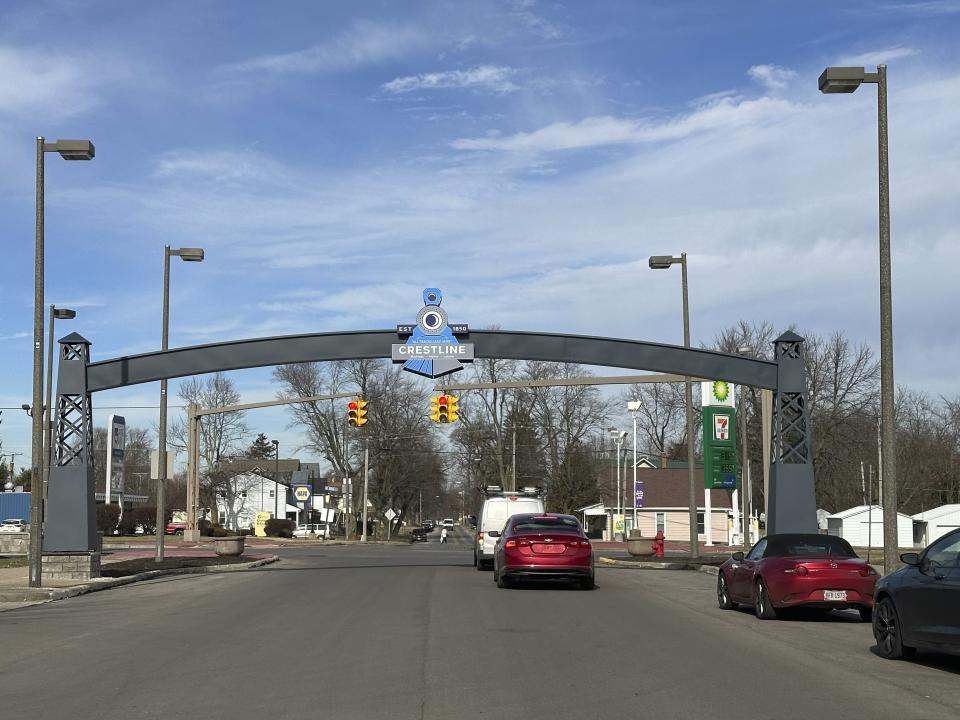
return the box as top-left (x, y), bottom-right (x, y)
top-left (717, 573), bottom-right (736, 610)
top-left (754, 578), bottom-right (778, 620)
top-left (873, 597), bottom-right (916, 660)
top-left (175, 530), bottom-right (184, 536)
top-left (579, 575), bottom-right (595, 591)
top-left (496, 569), bottom-right (511, 589)
top-left (858, 606), bottom-right (873, 623)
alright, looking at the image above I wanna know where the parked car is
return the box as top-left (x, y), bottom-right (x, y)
top-left (872, 528), bottom-right (960, 660)
top-left (493, 513), bottom-right (594, 590)
top-left (475, 487), bottom-right (545, 570)
top-left (0, 519), bottom-right (25, 533)
top-left (422, 520), bottom-right (435, 531)
top-left (293, 523), bottom-right (331, 539)
top-left (442, 518), bottom-right (454, 528)
top-left (717, 533), bottom-right (877, 620)
top-left (164, 522), bottom-right (186, 536)
top-left (466, 514), bottom-right (477, 528)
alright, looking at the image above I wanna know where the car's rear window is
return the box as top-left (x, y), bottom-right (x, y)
top-left (510, 516), bottom-right (582, 533)
top-left (765, 535), bottom-right (857, 558)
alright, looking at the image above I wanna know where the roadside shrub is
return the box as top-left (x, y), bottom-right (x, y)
top-left (131, 506), bottom-right (158, 535)
top-left (199, 519), bottom-right (214, 536)
top-left (96, 504), bottom-right (121, 534)
top-left (264, 518), bottom-right (295, 538)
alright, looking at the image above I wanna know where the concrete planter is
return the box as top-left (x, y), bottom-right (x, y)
top-left (626, 537), bottom-right (650, 557)
top-left (212, 537), bottom-right (245, 557)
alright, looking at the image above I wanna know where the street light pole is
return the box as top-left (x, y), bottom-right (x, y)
top-left (30, 137), bottom-right (94, 588)
top-left (649, 253), bottom-right (699, 559)
top-left (156, 246), bottom-right (204, 563)
top-left (819, 64), bottom-right (897, 573)
top-left (627, 401), bottom-right (641, 533)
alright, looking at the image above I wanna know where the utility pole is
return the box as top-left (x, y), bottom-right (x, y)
top-left (361, 440), bottom-right (369, 542)
top-left (511, 423), bottom-right (517, 492)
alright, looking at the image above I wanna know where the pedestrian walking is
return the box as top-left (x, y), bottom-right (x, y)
top-left (441, 527), bottom-right (448, 544)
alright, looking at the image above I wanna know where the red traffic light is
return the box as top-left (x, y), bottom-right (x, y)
top-left (438, 395), bottom-right (448, 405)
top-left (348, 401), bottom-right (358, 410)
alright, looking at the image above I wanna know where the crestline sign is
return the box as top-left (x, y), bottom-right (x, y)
top-left (393, 288), bottom-right (473, 379)
top-left (105, 414), bottom-right (126, 502)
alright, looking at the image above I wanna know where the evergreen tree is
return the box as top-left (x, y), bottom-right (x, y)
top-left (247, 433), bottom-right (275, 459)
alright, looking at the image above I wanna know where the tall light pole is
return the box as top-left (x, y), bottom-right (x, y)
top-left (44, 306), bottom-right (76, 511)
top-left (649, 253), bottom-right (699, 559)
top-left (736, 346), bottom-right (754, 546)
top-left (30, 137), bottom-right (94, 588)
top-left (272, 439), bottom-right (280, 518)
top-left (627, 400), bottom-right (641, 534)
top-left (819, 65), bottom-right (897, 573)
top-left (156, 245), bottom-right (204, 563)
top-left (608, 428), bottom-right (627, 541)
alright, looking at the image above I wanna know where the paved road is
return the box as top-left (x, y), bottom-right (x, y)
top-left (1, 539), bottom-right (958, 719)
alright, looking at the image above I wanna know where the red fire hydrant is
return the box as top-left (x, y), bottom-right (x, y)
top-left (651, 531), bottom-right (665, 558)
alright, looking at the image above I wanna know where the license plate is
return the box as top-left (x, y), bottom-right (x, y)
top-left (532, 544), bottom-right (565, 554)
top-left (824, 590), bottom-right (847, 601)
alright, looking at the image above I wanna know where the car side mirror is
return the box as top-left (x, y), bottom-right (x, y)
top-left (731, 551), bottom-right (744, 562)
top-left (900, 552), bottom-right (920, 566)
top-left (488, 531), bottom-right (500, 538)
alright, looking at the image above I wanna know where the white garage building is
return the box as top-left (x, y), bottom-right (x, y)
top-left (826, 505), bottom-right (914, 548)
top-left (912, 504), bottom-right (960, 546)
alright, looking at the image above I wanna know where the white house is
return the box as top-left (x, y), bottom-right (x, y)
top-left (826, 505), bottom-right (914, 548)
top-left (912, 504), bottom-right (960, 547)
top-left (216, 471), bottom-right (297, 530)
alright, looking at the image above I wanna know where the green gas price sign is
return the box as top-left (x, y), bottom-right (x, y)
top-left (702, 406), bottom-right (738, 489)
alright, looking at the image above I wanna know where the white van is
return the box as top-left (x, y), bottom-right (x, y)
top-left (474, 488), bottom-right (545, 570)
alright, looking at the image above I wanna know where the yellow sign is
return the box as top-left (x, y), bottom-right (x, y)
top-left (294, 486), bottom-right (311, 502)
top-left (254, 512), bottom-right (272, 537)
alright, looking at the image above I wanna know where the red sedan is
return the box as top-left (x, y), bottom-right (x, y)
top-left (493, 513), bottom-right (594, 590)
top-left (717, 533), bottom-right (877, 620)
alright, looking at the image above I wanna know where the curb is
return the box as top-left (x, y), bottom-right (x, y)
top-left (0, 555), bottom-right (280, 605)
top-left (599, 557), bottom-right (722, 575)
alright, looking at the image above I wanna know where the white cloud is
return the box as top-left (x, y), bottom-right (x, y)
top-left (382, 65), bottom-right (519, 94)
top-left (0, 45), bottom-right (123, 120)
top-left (748, 64), bottom-right (797, 91)
top-left (223, 22), bottom-right (430, 74)
top-left (0, 331), bottom-right (29, 341)
top-left (837, 46), bottom-right (919, 66)
top-left (450, 95), bottom-right (795, 152)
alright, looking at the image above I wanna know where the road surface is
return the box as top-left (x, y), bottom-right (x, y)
top-left (1, 532), bottom-right (957, 719)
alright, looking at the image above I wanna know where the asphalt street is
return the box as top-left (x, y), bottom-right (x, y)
top-left (1, 529), bottom-right (958, 720)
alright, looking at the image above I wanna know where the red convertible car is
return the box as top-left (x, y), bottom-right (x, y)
top-left (717, 534), bottom-right (877, 620)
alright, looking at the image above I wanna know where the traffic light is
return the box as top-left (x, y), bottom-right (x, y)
top-left (431, 395), bottom-right (459, 423)
top-left (347, 398), bottom-right (368, 427)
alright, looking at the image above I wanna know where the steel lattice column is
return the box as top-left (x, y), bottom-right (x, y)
top-left (768, 331), bottom-right (818, 534)
top-left (44, 332), bottom-right (98, 552)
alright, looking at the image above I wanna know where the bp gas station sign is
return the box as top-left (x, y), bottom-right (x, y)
top-left (702, 381), bottom-right (738, 490)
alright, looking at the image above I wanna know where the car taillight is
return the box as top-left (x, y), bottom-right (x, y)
top-left (785, 564), bottom-right (808, 576)
top-left (577, 540), bottom-right (592, 548)
top-left (858, 565), bottom-right (877, 577)
top-left (478, 532), bottom-right (484, 541)
top-left (505, 540), bottom-right (516, 548)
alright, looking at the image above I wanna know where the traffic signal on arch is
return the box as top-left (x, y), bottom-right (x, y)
top-left (347, 398), bottom-right (368, 427)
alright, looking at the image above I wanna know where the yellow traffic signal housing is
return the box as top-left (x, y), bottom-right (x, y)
top-left (356, 399), bottom-right (368, 427)
top-left (446, 395), bottom-right (459, 423)
top-left (431, 396), bottom-right (443, 423)
top-left (347, 399), bottom-right (359, 426)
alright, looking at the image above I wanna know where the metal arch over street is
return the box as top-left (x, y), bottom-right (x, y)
top-left (85, 329), bottom-right (778, 392)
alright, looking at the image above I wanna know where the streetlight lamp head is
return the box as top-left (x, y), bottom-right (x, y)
top-left (53, 308), bottom-right (77, 320)
top-left (627, 400), bottom-right (642, 412)
top-left (818, 66), bottom-right (865, 94)
top-left (52, 139), bottom-right (95, 160)
top-left (173, 247), bottom-right (205, 262)
top-left (648, 255), bottom-right (676, 270)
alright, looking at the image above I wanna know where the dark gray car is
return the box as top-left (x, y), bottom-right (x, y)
top-left (872, 528), bottom-right (960, 659)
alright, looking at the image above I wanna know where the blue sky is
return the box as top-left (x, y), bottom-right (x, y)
top-left (1, 0), bottom-right (959, 470)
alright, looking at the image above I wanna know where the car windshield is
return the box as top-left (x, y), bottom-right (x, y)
top-left (764, 535), bottom-right (857, 558)
top-left (510, 516), bottom-right (581, 533)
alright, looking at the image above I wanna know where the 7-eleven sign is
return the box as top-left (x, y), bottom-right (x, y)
top-left (714, 414), bottom-right (730, 441)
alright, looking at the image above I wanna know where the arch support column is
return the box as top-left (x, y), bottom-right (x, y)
top-left (768, 331), bottom-right (817, 534)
